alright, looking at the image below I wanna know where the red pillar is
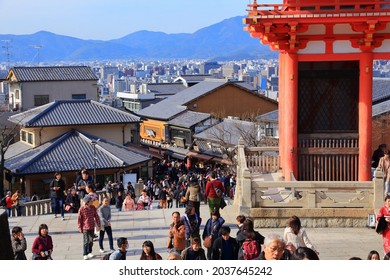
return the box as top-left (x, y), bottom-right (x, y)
top-left (359, 53), bottom-right (373, 181)
top-left (278, 53), bottom-right (285, 174)
top-left (283, 53), bottom-right (298, 181)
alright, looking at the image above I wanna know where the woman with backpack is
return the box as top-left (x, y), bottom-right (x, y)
top-left (236, 219), bottom-right (265, 260)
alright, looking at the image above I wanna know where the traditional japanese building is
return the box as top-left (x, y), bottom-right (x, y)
top-left (244, 0), bottom-right (390, 181)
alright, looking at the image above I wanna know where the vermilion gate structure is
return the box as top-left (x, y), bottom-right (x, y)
top-left (244, 0), bottom-right (390, 181)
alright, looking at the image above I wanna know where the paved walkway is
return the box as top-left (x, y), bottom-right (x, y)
top-left (4, 201), bottom-right (384, 260)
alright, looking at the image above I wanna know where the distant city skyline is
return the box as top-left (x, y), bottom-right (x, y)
top-left (0, 0), bottom-right (278, 40)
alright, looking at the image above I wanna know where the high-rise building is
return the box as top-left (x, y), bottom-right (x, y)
top-left (199, 62), bottom-right (221, 75)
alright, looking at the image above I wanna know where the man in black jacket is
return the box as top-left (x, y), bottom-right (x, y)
top-left (211, 226), bottom-right (239, 260)
top-left (50, 172), bottom-right (66, 220)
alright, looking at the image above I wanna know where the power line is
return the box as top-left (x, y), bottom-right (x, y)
top-left (30, 45), bottom-right (43, 65)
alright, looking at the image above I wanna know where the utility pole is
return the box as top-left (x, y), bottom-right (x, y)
top-left (1, 40), bottom-right (11, 69)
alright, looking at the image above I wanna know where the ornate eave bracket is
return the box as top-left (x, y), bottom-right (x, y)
top-left (351, 20), bottom-right (386, 52)
top-left (245, 21), bottom-right (308, 53)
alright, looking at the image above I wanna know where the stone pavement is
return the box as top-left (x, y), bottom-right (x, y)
top-left (4, 201), bottom-right (384, 260)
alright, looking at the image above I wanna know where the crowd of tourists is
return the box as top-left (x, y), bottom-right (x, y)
top-left (6, 152), bottom-right (390, 260)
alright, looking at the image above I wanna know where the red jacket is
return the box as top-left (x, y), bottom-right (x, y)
top-left (205, 179), bottom-right (225, 199)
top-left (5, 196), bottom-right (13, 208)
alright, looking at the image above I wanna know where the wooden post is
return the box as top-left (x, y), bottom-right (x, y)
top-left (359, 53), bottom-right (373, 181)
top-left (283, 53), bottom-right (299, 180)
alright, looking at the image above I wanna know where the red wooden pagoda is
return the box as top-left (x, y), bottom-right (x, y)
top-left (244, 0), bottom-right (390, 181)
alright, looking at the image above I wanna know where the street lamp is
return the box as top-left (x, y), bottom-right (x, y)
top-left (91, 139), bottom-right (100, 184)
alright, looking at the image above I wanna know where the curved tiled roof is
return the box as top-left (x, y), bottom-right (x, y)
top-left (373, 78), bottom-right (390, 104)
top-left (168, 111), bottom-right (211, 128)
top-left (8, 100), bottom-right (140, 127)
top-left (5, 130), bottom-right (150, 175)
top-left (8, 66), bottom-right (98, 82)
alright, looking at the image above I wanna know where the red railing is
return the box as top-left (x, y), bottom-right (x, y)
top-left (247, 0), bottom-right (390, 16)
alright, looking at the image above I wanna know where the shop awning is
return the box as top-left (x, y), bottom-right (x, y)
top-left (164, 150), bottom-right (187, 160)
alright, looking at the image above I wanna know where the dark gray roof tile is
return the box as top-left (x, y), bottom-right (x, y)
top-left (9, 66), bottom-right (98, 82)
top-left (168, 111), bottom-right (211, 128)
top-left (257, 110), bottom-right (278, 122)
top-left (9, 100), bottom-right (140, 127)
top-left (373, 78), bottom-right (390, 104)
top-left (137, 79), bottom-right (268, 120)
top-left (146, 83), bottom-right (186, 95)
top-left (180, 75), bottom-right (212, 82)
top-left (136, 80), bottom-right (227, 120)
top-left (5, 130), bottom-right (150, 175)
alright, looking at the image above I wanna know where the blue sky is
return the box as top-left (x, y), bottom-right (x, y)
top-left (0, 0), bottom-right (277, 40)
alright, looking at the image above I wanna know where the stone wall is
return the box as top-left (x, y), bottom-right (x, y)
top-left (250, 208), bottom-right (372, 228)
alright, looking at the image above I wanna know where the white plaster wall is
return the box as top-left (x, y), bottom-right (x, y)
top-left (298, 41), bottom-right (326, 54)
top-left (333, 24), bottom-right (360, 35)
top-left (333, 40), bottom-right (361, 53)
top-left (374, 39), bottom-right (390, 52)
top-left (376, 22), bottom-right (390, 34)
top-left (300, 24), bottom-right (326, 35)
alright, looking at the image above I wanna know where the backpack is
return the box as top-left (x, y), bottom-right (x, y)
top-left (242, 239), bottom-right (260, 260)
top-left (0, 196), bottom-right (6, 207)
top-left (100, 253), bottom-right (111, 260)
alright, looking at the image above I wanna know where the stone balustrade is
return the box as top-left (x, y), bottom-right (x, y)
top-left (0, 191), bottom-right (107, 217)
top-left (234, 137), bottom-right (385, 227)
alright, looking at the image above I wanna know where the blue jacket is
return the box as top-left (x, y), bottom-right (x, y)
top-left (202, 217), bottom-right (225, 241)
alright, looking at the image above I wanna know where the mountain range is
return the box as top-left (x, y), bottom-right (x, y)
top-left (0, 16), bottom-right (277, 63)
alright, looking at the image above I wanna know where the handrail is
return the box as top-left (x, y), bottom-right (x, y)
top-left (1, 190), bottom-right (107, 217)
top-left (247, 1), bottom-right (390, 16)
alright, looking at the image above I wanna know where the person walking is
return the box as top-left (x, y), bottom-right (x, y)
top-left (115, 191), bottom-right (124, 211)
top-left (98, 197), bottom-right (114, 254)
top-left (167, 211), bottom-right (186, 254)
top-left (236, 219), bottom-right (265, 260)
top-left (378, 151), bottom-right (390, 195)
top-left (211, 226), bottom-right (239, 260)
top-left (31, 224), bottom-right (53, 260)
top-left (185, 175), bottom-right (202, 217)
top-left (78, 195), bottom-right (101, 260)
top-left (49, 172), bottom-right (66, 220)
top-left (205, 172), bottom-right (225, 215)
top-left (202, 209), bottom-right (225, 259)
top-left (5, 191), bottom-right (13, 217)
top-left (11, 190), bottom-right (22, 216)
top-left (376, 194), bottom-right (390, 254)
top-left (181, 204), bottom-right (202, 248)
top-left (167, 187), bottom-right (174, 209)
top-left (11, 226), bottom-right (27, 260)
